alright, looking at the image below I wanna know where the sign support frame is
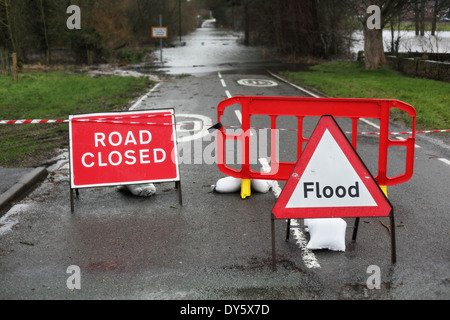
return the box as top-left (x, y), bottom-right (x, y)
top-left (68, 109), bottom-right (182, 213)
top-left (270, 115), bottom-right (396, 270)
top-left (271, 209), bottom-right (397, 271)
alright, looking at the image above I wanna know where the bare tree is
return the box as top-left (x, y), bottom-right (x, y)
top-left (0, 0), bottom-right (17, 54)
top-left (431, 0), bottom-right (450, 35)
top-left (343, 0), bottom-right (409, 69)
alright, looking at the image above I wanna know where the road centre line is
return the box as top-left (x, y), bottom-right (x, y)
top-left (216, 72), bottom-right (319, 269)
top-left (220, 79), bottom-right (227, 88)
top-left (259, 158), bottom-right (320, 269)
top-left (234, 110), bottom-right (242, 124)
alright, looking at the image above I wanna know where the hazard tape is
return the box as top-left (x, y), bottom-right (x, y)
top-left (0, 119), bottom-right (68, 124)
top-left (1, 118), bottom-right (449, 136)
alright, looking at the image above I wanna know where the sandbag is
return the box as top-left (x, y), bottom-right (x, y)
top-left (304, 218), bottom-right (347, 252)
top-left (214, 176), bottom-right (241, 193)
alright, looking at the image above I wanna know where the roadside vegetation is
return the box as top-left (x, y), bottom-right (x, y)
top-left (279, 62), bottom-right (450, 131)
top-left (0, 71), bottom-right (152, 167)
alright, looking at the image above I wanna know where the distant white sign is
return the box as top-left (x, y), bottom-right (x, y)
top-left (152, 27), bottom-right (168, 38)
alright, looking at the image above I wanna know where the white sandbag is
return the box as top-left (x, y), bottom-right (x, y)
top-left (304, 218), bottom-right (347, 252)
top-left (214, 176), bottom-right (241, 193)
top-left (251, 179), bottom-right (272, 193)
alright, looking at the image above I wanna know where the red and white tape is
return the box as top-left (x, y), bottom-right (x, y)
top-left (0, 119), bottom-right (68, 124)
top-left (1, 118), bottom-right (449, 136)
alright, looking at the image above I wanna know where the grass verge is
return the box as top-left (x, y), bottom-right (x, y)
top-left (0, 71), bottom-right (152, 167)
top-left (279, 61), bottom-right (449, 132)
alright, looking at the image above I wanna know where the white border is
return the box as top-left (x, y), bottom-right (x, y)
top-left (69, 109), bottom-right (180, 189)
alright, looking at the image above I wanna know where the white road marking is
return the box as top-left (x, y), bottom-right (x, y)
top-left (234, 110), bottom-right (242, 124)
top-left (221, 73), bottom-right (319, 268)
top-left (220, 79), bottom-right (227, 88)
top-left (438, 158), bottom-right (450, 166)
top-left (267, 70), bottom-right (320, 98)
top-left (359, 118), bottom-right (380, 130)
top-left (395, 136), bottom-right (421, 148)
top-left (259, 158), bottom-right (320, 269)
top-left (129, 83), bottom-right (161, 110)
top-left (176, 114), bottom-right (213, 143)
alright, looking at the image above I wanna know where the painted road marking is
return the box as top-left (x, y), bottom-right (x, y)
top-left (359, 118), bottom-right (380, 130)
top-left (237, 79), bottom-right (278, 87)
top-left (438, 158), bottom-right (450, 166)
top-left (234, 110), bottom-right (242, 124)
top-left (267, 70), bottom-right (320, 98)
top-left (259, 157), bottom-right (320, 269)
top-left (219, 71), bottom-right (319, 268)
top-left (396, 136), bottom-right (421, 148)
top-left (130, 83), bottom-right (161, 110)
top-left (176, 114), bottom-right (213, 143)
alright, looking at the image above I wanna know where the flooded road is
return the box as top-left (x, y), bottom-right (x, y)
top-left (148, 24), bottom-right (450, 78)
top-left (1, 20), bottom-right (448, 303)
top-left (149, 23), bottom-right (281, 75)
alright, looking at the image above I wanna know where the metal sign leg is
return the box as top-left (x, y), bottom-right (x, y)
top-left (352, 217), bottom-right (360, 242)
top-left (70, 188), bottom-right (79, 214)
top-left (176, 181), bottom-right (183, 206)
top-left (390, 209), bottom-right (397, 264)
top-left (285, 219), bottom-right (291, 241)
top-left (271, 215), bottom-right (277, 271)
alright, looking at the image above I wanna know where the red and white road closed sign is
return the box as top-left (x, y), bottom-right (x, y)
top-left (272, 115), bottom-right (392, 219)
top-left (69, 110), bottom-right (180, 188)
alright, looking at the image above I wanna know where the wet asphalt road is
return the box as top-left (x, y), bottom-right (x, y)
top-left (0, 25), bottom-right (449, 303)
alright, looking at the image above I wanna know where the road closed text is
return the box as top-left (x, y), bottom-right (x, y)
top-left (69, 110), bottom-right (179, 188)
top-left (81, 130), bottom-right (167, 167)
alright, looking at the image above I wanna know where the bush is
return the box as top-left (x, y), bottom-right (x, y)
top-left (68, 27), bottom-right (106, 64)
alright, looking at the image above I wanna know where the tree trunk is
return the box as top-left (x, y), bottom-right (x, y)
top-left (431, 0), bottom-right (439, 36)
top-left (363, 26), bottom-right (386, 69)
top-left (420, 0), bottom-right (426, 36)
top-left (39, 0), bottom-right (51, 65)
top-left (414, 0), bottom-right (419, 36)
top-left (243, 3), bottom-right (250, 46)
top-left (4, 0), bottom-right (17, 54)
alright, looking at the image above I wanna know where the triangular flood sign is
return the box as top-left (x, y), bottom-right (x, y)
top-left (272, 115), bottom-right (392, 219)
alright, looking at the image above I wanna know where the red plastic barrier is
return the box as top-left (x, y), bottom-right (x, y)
top-left (216, 96), bottom-right (416, 187)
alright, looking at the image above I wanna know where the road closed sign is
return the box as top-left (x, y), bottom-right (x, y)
top-left (152, 27), bottom-right (168, 38)
top-left (69, 109), bottom-right (179, 188)
top-left (272, 115), bottom-right (392, 219)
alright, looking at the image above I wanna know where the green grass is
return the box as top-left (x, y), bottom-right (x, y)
top-left (280, 62), bottom-right (450, 131)
top-left (0, 71), bottom-right (152, 167)
top-left (385, 21), bottom-right (450, 32)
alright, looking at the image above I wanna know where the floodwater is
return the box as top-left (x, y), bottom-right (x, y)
top-left (148, 20), bottom-right (280, 75)
top-left (352, 30), bottom-right (450, 54)
top-left (145, 19), bottom-right (450, 76)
